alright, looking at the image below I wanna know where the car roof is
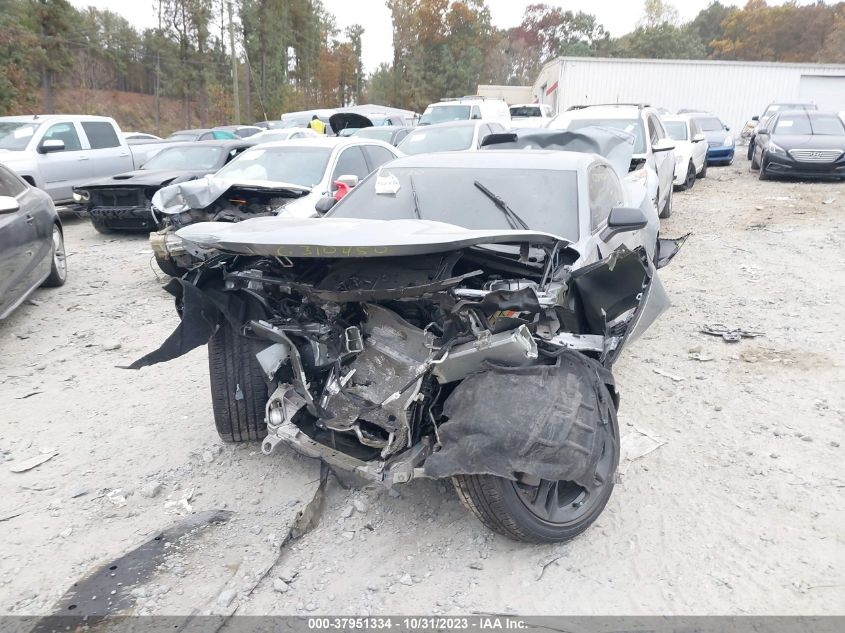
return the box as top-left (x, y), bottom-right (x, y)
top-left (214, 125), bottom-right (261, 131)
top-left (356, 125), bottom-right (409, 131)
top-left (250, 136), bottom-right (396, 150)
top-left (413, 120), bottom-right (482, 130)
top-left (775, 108), bottom-right (839, 116)
top-left (155, 139), bottom-right (256, 150)
top-left (170, 129), bottom-right (210, 135)
top-left (661, 115), bottom-right (693, 123)
top-left (560, 105), bottom-right (646, 119)
top-left (0, 114), bottom-right (117, 123)
top-left (386, 148), bottom-right (594, 171)
top-left (510, 103), bottom-right (544, 108)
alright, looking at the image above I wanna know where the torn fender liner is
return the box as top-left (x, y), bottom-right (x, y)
top-left (424, 353), bottom-right (615, 484)
top-left (123, 278), bottom-right (255, 370)
top-left (655, 233), bottom-right (690, 269)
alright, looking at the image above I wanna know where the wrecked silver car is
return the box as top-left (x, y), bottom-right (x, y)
top-left (130, 148), bottom-right (684, 543)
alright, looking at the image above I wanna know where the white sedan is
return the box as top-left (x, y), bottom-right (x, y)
top-left (662, 115), bottom-right (708, 190)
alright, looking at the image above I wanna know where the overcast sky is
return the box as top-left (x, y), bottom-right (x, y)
top-left (70, 0), bottom-right (817, 73)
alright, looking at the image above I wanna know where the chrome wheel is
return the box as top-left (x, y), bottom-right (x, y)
top-left (52, 225), bottom-right (67, 282)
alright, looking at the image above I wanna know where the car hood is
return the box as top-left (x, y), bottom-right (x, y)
top-left (176, 217), bottom-right (563, 258)
top-left (78, 169), bottom-right (211, 190)
top-left (770, 134), bottom-right (845, 150)
top-left (329, 112), bottom-right (373, 133)
top-left (152, 176), bottom-right (312, 215)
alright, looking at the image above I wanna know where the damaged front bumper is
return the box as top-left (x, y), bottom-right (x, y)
top-left (149, 229), bottom-right (192, 267)
top-left (91, 205), bottom-right (157, 231)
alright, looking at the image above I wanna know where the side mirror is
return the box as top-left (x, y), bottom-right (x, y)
top-left (315, 196), bottom-right (337, 214)
top-left (0, 195), bottom-right (20, 214)
top-left (600, 206), bottom-right (648, 241)
top-left (334, 174), bottom-right (359, 190)
top-left (39, 139), bottom-right (65, 153)
top-left (692, 133), bottom-right (706, 143)
top-left (756, 128), bottom-right (769, 136)
top-left (652, 138), bottom-right (675, 153)
top-left (470, 113), bottom-right (481, 120)
top-left (752, 115), bottom-right (759, 122)
top-left (725, 126), bottom-right (731, 131)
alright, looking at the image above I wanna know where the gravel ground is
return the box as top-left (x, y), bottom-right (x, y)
top-left (1, 160), bottom-right (843, 617)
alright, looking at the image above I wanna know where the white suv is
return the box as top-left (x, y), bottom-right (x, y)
top-left (547, 104), bottom-right (676, 218)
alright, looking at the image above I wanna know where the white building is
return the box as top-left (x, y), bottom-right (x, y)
top-left (533, 57), bottom-right (845, 132)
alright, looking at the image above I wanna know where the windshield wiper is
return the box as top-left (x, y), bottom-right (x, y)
top-left (409, 173), bottom-right (422, 219)
top-left (473, 180), bottom-right (530, 231)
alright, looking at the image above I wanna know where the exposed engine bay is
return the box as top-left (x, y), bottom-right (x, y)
top-left (131, 236), bottom-right (661, 487)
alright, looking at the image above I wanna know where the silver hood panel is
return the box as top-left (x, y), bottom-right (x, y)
top-left (152, 177), bottom-right (311, 215)
top-left (176, 217), bottom-right (563, 258)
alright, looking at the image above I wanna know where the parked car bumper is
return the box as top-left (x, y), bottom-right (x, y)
top-left (764, 154), bottom-right (845, 179)
top-left (89, 205), bottom-right (157, 231)
top-left (706, 146), bottom-right (734, 163)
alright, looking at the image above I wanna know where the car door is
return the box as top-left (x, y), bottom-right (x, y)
top-left (328, 146), bottom-right (370, 193)
top-left (80, 121), bottom-right (132, 180)
top-left (360, 144), bottom-right (398, 173)
top-left (36, 121), bottom-right (90, 202)
top-left (647, 114), bottom-right (673, 202)
top-left (0, 165), bottom-right (39, 317)
top-left (588, 163), bottom-right (645, 259)
top-left (689, 119), bottom-right (707, 171)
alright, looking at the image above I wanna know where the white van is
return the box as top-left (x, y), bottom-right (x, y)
top-left (418, 97), bottom-right (511, 128)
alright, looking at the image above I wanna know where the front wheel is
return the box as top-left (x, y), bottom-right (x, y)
top-left (452, 385), bottom-right (619, 543)
top-left (658, 187), bottom-right (673, 219)
top-left (154, 255), bottom-right (188, 278)
top-left (208, 324), bottom-right (269, 443)
top-left (42, 224), bottom-right (67, 287)
top-left (758, 158), bottom-right (770, 180)
top-left (678, 161), bottom-right (696, 191)
top-left (698, 159), bottom-right (707, 178)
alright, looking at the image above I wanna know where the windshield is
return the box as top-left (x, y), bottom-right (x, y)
top-left (774, 114), bottom-right (813, 135)
top-left (664, 121), bottom-right (688, 141)
top-left (510, 106), bottom-right (542, 118)
top-left (397, 126), bottom-right (475, 155)
top-left (0, 122), bottom-right (40, 151)
top-left (213, 146), bottom-right (331, 187)
top-left (808, 114), bottom-right (845, 135)
top-left (419, 105), bottom-right (471, 125)
top-left (354, 128), bottom-right (396, 142)
top-left (549, 116), bottom-right (646, 154)
top-left (329, 166), bottom-right (579, 241)
top-left (695, 117), bottom-right (724, 131)
top-left (142, 146), bottom-right (225, 171)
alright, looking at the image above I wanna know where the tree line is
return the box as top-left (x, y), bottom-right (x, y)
top-left (1, 0), bottom-right (844, 126)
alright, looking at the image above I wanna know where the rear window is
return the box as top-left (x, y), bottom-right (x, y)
top-left (419, 105), bottom-right (471, 125)
top-left (142, 146), bottom-right (225, 171)
top-left (397, 126), bottom-right (475, 155)
top-left (510, 106), bottom-right (542, 118)
top-left (664, 121), bottom-right (688, 141)
top-left (695, 117), bottom-right (723, 131)
top-left (82, 121), bottom-right (120, 149)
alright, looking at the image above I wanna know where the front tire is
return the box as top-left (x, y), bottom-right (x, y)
top-left (208, 324), bottom-right (269, 443)
top-left (154, 255), bottom-right (187, 278)
top-left (758, 157), bottom-right (770, 180)
top-left (452, 383), bottom-right (619, 544)
top-left (698, 159), bottom-right (707, 178)
top-left (42, 224), bottom-right (67, 287)
top-left (658, 187), bottom-right (673, 219)
top-left (679, 162), bottom-right (696, 191)
top-left (91, 217), bottom-right (113, 234)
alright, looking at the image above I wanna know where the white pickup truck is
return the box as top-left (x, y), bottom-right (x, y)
top-left (0, 115), bottom-right (173, 205)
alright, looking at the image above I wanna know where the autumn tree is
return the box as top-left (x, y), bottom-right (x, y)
top-left (616, 0), bottom-right (705, 59)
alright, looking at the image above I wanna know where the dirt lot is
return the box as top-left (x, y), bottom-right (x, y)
top-left (1, 160), bottom-right (843, 618)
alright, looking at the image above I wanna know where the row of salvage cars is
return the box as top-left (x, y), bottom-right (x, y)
top-left (116, 125), bottom-right (687, 543)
